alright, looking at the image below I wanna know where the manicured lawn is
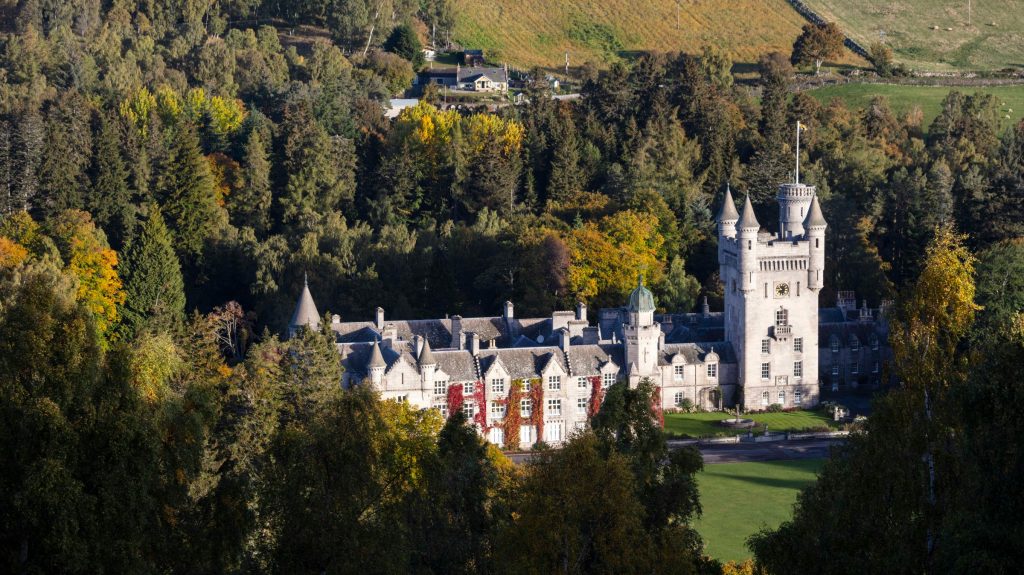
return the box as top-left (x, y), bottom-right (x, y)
top-left (664, 410), bottom-right (837, 438)
top-left (694, 459), bottom-right (826, 562)
top-left (807, 83), bottom-right (1024, 132)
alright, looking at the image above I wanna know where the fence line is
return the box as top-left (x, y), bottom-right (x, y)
top-left (784, 0), bottom-right (870, 59)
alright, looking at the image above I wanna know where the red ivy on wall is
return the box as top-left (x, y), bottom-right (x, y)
top-left (652, 384), bottom-right (664, 428)
top-left (588, 376), bottom-right (604, 418)
top-left (472, 380), bottom-right (486, 429)
top-left (446, 383), bottom-right (464, 418)
top-left (503, 379), bottom-right (523, 450)
top-left (528, 377), bottom-right (544, 443)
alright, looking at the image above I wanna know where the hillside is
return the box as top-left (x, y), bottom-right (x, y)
top-left (803, 0), bottom-right (1024, 71)
top-left (450, 0), bottom-right (862, 69)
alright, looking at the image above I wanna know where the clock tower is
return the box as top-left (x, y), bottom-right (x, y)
top-left (717, 130), bottom-right (826, 410)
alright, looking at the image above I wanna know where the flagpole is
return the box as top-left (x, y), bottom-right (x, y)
top-left (795, 121), bottom-right (801, 184)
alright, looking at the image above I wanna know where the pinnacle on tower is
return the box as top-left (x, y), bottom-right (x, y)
top-left (289, 275), bottom-right (321, 333)
top-left (367, 340), bottom-right (386, 369)
top-left (717, 183), bottom-right (739, 222)
top-left (737, 195), bottom-right (760, 230)
top-left (803, 194), bottom-right (827, 228)
top-left (418, 338), bottom-right (436, 366)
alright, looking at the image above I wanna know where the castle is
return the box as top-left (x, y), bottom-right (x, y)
top-left (289, 177), bottom-right (891, 448)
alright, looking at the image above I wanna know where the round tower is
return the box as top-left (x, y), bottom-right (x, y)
top-left (804, 194), bottom-right (827, 291)
top-left (776, 183), bottom-right (815, 240)
top-left (736, 195), bottom-right (760, 293)
top-left (717, 184), bottom-right (739, 240)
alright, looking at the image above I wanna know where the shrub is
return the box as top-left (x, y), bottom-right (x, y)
top-left (767, 403), bottom-right (784, 413)
top-left (677, 397), bottom-right (695, 413)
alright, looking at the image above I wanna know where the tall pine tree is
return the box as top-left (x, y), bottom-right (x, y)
top-left (87, 111), bottom-right (133, 247)
top-left (119, 206), bottom-right (186, 335)
top-left (155, 123), bottom-right (222, 260)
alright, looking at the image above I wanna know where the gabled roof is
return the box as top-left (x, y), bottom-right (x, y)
top-left (717, 184), bottom-right (739, 222)
top-left (477, 347), bottom-right (567, 380)
top-left (290, 277), bottom-right (321, 332)
top-left (737, 195), bottom-right (760, 229)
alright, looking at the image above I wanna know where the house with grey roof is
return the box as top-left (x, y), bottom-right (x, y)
top-left (416, 64), bottom-right (509, 93)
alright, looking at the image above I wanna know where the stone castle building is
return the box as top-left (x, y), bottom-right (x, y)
top-left (288, 178), bottom-right (891, 448)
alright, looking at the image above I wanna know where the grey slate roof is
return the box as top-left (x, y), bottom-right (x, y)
top-left (660, 342), bottom-right (735, 365)
top-left (290, 279), bottom-right (320, 331)
top-left (804, 194), bottom-right (827, 228)
top-left (433, 350), bottom-right (478, 381)
top-left (718, 184), bottom-right (739, 222)
top-left (737, 195), bottom-right (760, 229)
top-left (478, 347), bottom-right (567, 380)
top-left (367, 341), bottom-right (386, 369)
top-left (565, 344), bottom-right (625, 376)
top-left (458, 66), bottom-right (507, 83)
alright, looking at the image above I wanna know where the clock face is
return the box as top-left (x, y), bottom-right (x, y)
top-left (775, 282), bottom-right (790, 297)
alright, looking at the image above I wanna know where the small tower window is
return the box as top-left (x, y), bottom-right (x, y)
top-left (816, 238), bottom-right (820, 248)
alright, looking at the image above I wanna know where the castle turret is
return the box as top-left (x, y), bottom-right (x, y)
top-left (418, 338), bottom-right (437, 383)
top-left (624, 275), bottom-right (660, 380)
top-left (717, 184), bottom-right (739, 240)
top-left (736, 195), bottom-right (760, 293)
top-left (776, 183), bottom-right (816, 239)
top-left (288, 275), bottom-right (320, 338)
top-left (367, 341), bottom-right (386, 385)
top-left (804, 194), bottom-right (827, 291)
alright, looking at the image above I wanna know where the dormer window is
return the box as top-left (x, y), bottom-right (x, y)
top-left (602, 372), bottom-right (615, 388)
top-left (673, 364), bottom-right (684, 381)
top-left (831, 336), bottom-right (840, 353)
top-left (775, 309), bottom-right (789, 326)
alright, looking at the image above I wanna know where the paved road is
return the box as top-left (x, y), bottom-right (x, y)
top-left (697, 438), bottom-right (843, 464)
top-left (506, 438), bottom-right (844, 465)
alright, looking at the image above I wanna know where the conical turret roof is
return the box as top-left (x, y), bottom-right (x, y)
top-left (418, 338), bottom-right (436, 366)
top-left (367, 341), bottom-right (386, 369)
top-left (737, 195), bottom-right (760, 229)
top-left (804, 194), bottom-right (827, 228)
top-left (717, 184), bottom-right (739, 222)
top-left (289, 275), bottom-right (320, 331)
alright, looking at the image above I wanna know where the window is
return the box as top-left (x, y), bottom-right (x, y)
top-left (761, 391), bottom-right (770, 406)
top-left (674, 391), bottom-right (685, 406)
top-left (775, 309), bottom-right (789, 326)
top-left (434, 379), bottom-right (448, 396)
top-left (761, 362), bottom-right (771, 380)
top-left (851, 338), bottom-right (860, 353)
top-left (464, 381), bottom-right (475, 394)
top-left (707, 363), bottom-right (718, 379)
top-left (547, 375), bottom-right (561, 391)
top-left (490, 401), bottom-right (506, 418)
top-left (520, 398), bottom-right (532, 417)
top-left (794, 337), bottom-right (803, 353)
top-left (871, 336), bottom-right (879, 351)
top-left (832, 364), bottom-right (839, 376)
top-left (794, 361), bottom-right (803, 378)
top-left (673, 365), bottom-right (684, 381)
top-left (547, 399), bottom-right (562, 416)
top-left (851, 362), bottom-right (859, 375)
top-left (491, 378), bottom-right (505, 394)
top-left (396, 395), bottom-right (408, 403)
top-left (434, 402), bottom-right (448, 418)
top-left (795, 389), bottom-right (803, 405)
top-left (522, 380), bottom-right (532, 392)
top-left (577, 397), bottom-right (588, 414)
top-left (462, 402), bottom-right (476, 418)
top-left (777, 390), bottom-right (785, 404)
top-left (761, 339), bottom-right (771, 354)
top-left (873, 361), bottom-right (880, 374)
top-left (578, 376), bottom-right (589, 388)
top-left (602, 372), bottom-right (615, 388)
top-left (831, 337), bottom-right (840, 353)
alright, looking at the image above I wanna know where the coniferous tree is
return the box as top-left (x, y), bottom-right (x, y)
top-left (156, 123), bottom-right (222, 260)
top-left (87, 111), bottom-right (133, 247)
top-left (230, 130), bottom-right (272, 235)
top-left (119, 206), bottom-right (186, 335)
top-left (12, 107), bottom-right (43, 212)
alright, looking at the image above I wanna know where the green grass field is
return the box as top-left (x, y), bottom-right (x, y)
top-left (664, 410), bottom-right (837, 438)
top-left (451, 0), bottom-right (864, 70)
top-left (803, 0), bottom-right (1024, 71)
top-left (807, 83), bottom-right (1024, 131)
top-left (694, 459), bottom-right (826, 562)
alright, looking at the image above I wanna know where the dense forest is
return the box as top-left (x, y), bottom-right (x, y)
top-left (2, 0), bottom-right (1024, 573)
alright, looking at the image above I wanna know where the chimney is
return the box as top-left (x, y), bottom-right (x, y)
top-left (451, 315), bottom-right (463, 348)
top-left (467, 331), bottom-right (480, 356)
top-left (382, 323), bottom-right (397, 344)
top-left (702, 296), bottom-right (710, 318)
top-left (558, 328), bottom-right (571, 352)
top-left (375, 307), bottom-right (385, 329)
top-left (576, 301), bottom-right (587, 322)
top-left (503, 301), bottom-right (514, 321)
